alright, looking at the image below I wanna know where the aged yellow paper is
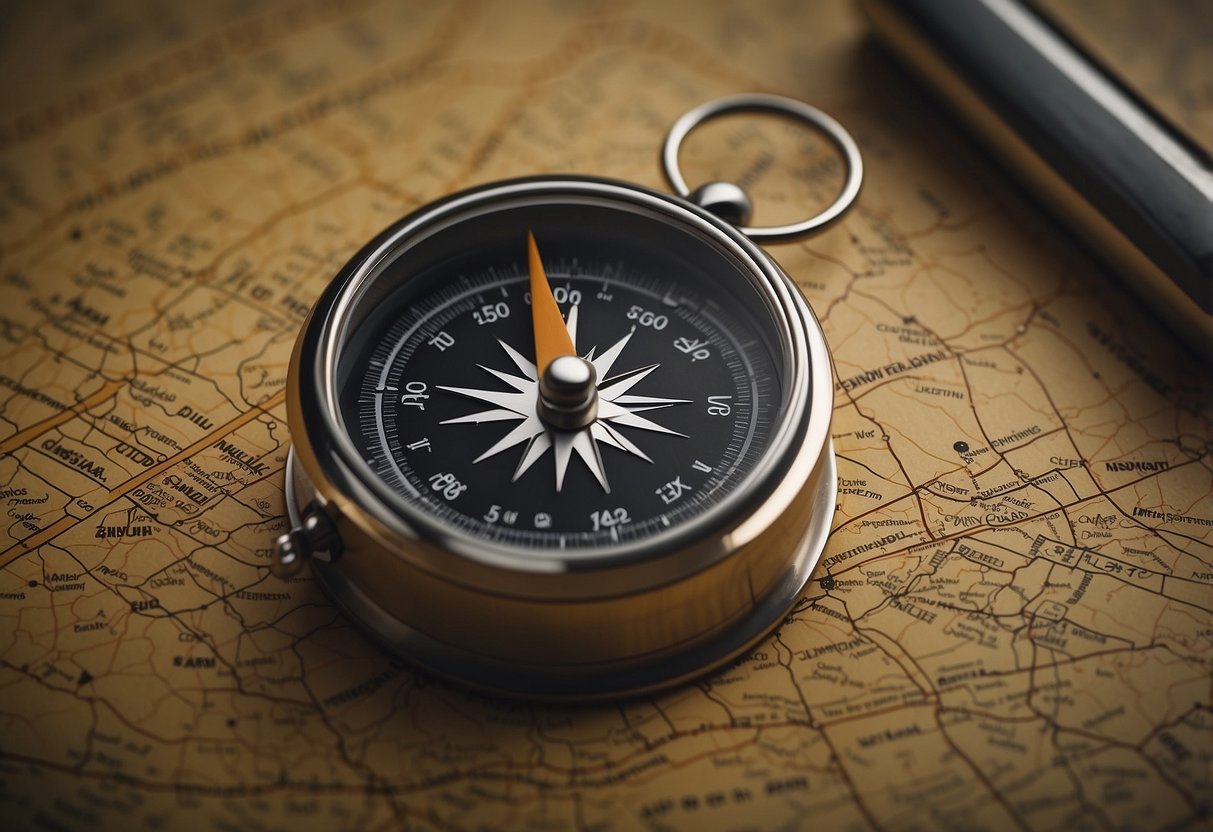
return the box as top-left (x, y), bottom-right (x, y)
top-left (0, 1), bottom-right (1208, 828)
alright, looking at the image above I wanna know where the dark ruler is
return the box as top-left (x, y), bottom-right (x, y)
top-left (862, 0), bottom-right (1213, 358)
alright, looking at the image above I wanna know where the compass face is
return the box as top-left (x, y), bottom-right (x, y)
top-left (331, 190), bottom-right (796, 556)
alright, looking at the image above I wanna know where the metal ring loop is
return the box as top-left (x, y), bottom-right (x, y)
top-left (662, 93), bottom-right (863, 242)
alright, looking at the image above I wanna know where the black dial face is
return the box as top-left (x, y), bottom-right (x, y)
top-left (336, 198), bottom-right (789, 554)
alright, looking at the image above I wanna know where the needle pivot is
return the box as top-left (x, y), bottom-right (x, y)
top-left (538, 355), bottom-right (599, 431)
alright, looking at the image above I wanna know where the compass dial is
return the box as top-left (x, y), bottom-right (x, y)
top-left (339, 233), bottom-right (782, 551)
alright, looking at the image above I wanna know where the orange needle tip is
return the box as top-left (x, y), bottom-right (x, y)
top-left (526, 229), bottom-right (541, 272)
top-left (527, 231), bottom-right (577, 374)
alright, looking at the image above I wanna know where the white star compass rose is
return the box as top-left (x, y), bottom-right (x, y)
top-left (436, 233), bottom-right (690, 493)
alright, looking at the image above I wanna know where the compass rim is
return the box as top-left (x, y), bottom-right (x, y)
top-left (288, 175), bottom-right (832, 590)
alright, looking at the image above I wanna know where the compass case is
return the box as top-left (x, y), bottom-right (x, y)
top-left (280, 177), bottom-right (837, 700)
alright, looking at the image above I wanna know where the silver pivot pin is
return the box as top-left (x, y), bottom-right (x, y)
top-left (273, 455), bottom-right (343, 578)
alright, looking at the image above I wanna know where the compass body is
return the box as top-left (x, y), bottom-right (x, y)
top-left (281, 175), bottom-right (836, 698)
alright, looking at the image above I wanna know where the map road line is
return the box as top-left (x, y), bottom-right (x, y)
top-left (0, 378), bottom-right (129, 456)
top-left (0, 389), bottom-right (287, 570)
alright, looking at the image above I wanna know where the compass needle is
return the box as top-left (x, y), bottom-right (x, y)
top-left (528, 231), bottom-right (577, 374)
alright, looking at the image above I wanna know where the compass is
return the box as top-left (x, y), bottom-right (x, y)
top-left (274, 94), bottom-right (862, 699)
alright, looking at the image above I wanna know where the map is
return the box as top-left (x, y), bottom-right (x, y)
top-left (1, 1), bottom-right (1209, 829)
